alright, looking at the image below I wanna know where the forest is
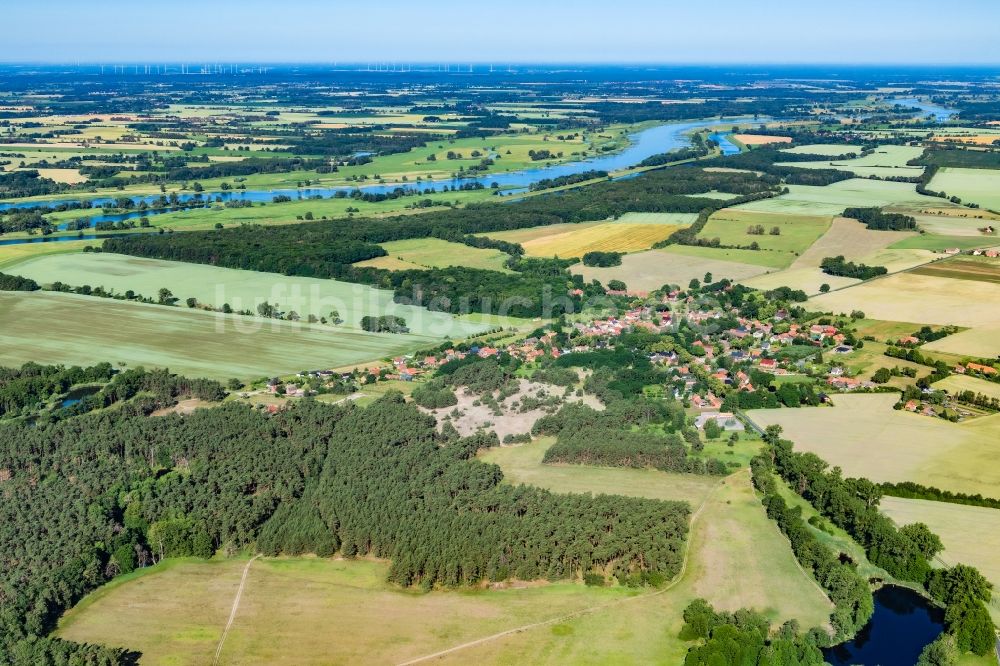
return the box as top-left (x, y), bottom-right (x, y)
top-left (842, 207), bottom-right (917, 231)
top-left (0, 393), bottom-right (692, 664)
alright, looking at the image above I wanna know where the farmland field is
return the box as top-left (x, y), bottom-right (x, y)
top-left (9, 252), bottom-right (489, 338)
top-left (658, 243), bottom-right (796, 269)
top-left (735, 178), bottom-right (932, 216)
top-left (911, 256), bottom-right (1000, 284)
top-left (934, 374), bottom-right (1000, 402)
top-left (694, 209), bottom-right (832, 267)
top-left (0, 290), bottom-right (439, 381)
top-left (354, 237), bottom-right (513, 272)
top-left (572, 247), bottom-right (768, 291)
top-left (810, 271), bottom-right (1000, 357)
top-left (486, 221), bottom-right (683, 259)
top-left (748, 394), bottom-right (1000, 497)
top-left (614, 212), bottom-right (699, 224)
top-left (731, 134), bottom-right (791, 145)
top-left (928, 167), bottom-right (1000, 210)
top-left (880, 498), bottom-right (1000, 616)
top-left (0, 239), bottom-right (98, 270)
top-left (740, 216), bottom-right (916, 292)
top-left (890, 234), bottom-right (1000, 251)
top-left (775, 145), bottom-right (925, 179)
top-left (781, 144), bottom-right (863, 156)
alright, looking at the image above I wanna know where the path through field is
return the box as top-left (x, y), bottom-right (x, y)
top-left (214, 555), bottom-right (259, 665)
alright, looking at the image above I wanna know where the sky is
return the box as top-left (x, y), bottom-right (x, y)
top-left (2, 0), bottom-right (999, 65)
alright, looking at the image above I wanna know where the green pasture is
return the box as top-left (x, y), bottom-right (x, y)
top-left (9, 252), bottom-right (488, 339)
top-left (0, 290), bottom-right (438, 380)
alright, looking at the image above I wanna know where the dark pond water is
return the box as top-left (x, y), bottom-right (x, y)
top-left (0, 232), bottom-right (143, 246)
top-left (824, 586), bottom-right (945, 666)
top-left (0, 116), bottom-right (767, 213)
top-left (59, 385), bottom-right (102, 408)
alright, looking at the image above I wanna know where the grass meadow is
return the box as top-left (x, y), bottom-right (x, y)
top-left (748, 394), bottom-right (1000, 497)
top-left (0, 291), bottom-right (439, 381)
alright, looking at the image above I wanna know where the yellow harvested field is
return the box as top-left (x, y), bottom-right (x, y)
top-left (572, 247), bottom-right (768, 291)
top-left (733, 134), bottom-right (792, 145)
top-left (740, 268), bottom-right (858, 294)
top-left (749, 394), bottom-right (1000, 497)
top-left (881, 497), bottom-right (1000, 613)
top-left (810, 272), bottom-right (1000, 357)
top-left (512, 223), bottom-right (682, 259)
top-left (20, 167), bottom-right (88, 184)
top-left (793, 217), bottom-right (915, 268)
top-left (479, 222), bottom-right (603, 245)
top-left (931, 135), bottom-right (1000, 146)
top-left (934, 374), bottom-right (1000, 401)
top-left (745, 217), bottom-right (919, 293)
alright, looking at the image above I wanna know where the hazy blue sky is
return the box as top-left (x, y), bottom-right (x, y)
top-left (3, 0), bottom-right (999, 64)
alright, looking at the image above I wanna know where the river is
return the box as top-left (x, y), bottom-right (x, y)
top-left (0, 116), bottom-right (764, 215)
top-left (890, 97), bottom-right (959, 122)
top-left (824, 586), bottom-right (945, 665)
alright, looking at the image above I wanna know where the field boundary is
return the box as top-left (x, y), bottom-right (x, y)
top-left (213, 554), bottom-right (259, 665)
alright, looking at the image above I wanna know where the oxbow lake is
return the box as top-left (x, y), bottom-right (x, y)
top-left (823, 586), bottom-right (945, 666)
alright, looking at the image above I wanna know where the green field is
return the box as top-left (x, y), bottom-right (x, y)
top-left (781, 144), bottom-right (863, 156)
top-left (775, 145), bottom-right (925, 179)
top-left (890, 234), bottom-right (1000, 251)
top-left (749, 394), bottom-right (1000, 497)
top-left (0, 290), bottom-right (439, 380)
top-left (694, 209), bottom-right (832, 267)
top-left (355, 237), bottom-right (513, 272)
top-left (9, 252), bottom-right (489, 338)
top-left (698, 208), bottom-right (832, 266)
top-left (0, 239), bottom-right (99, 270)
top-left (658, 242), bottom-right (797, 269)
top-left (57, 556), bottom-right (636, 666)
top-left (929, 167), bottom-right (1000, 211)
top-left (736, 178), bottom-right (932, 217)
top-left (615, 212), bottom-right (699, 224)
